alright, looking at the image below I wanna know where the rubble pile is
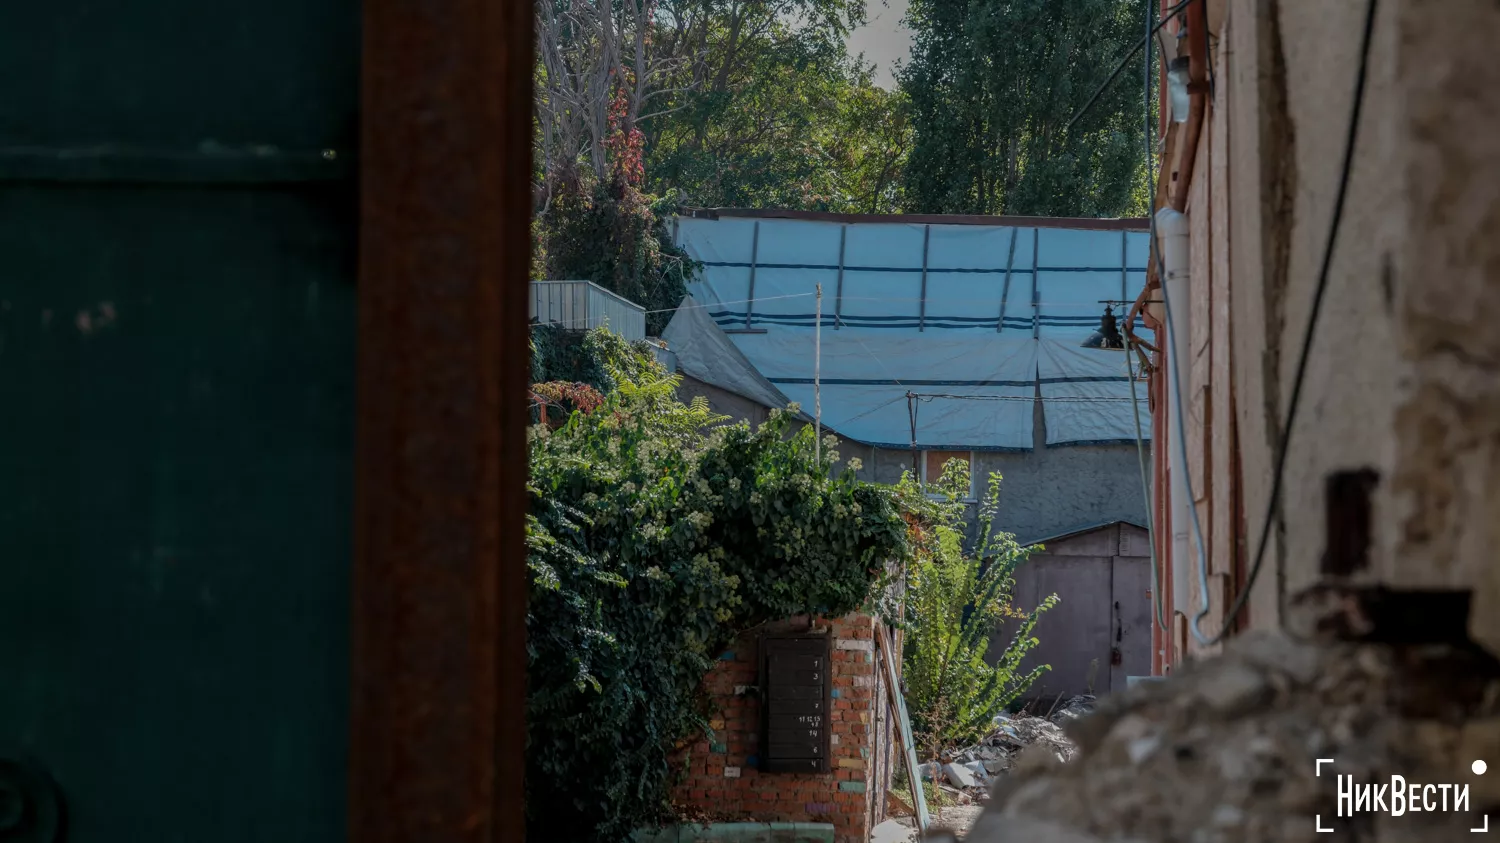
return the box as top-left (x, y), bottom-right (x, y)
top-left (948, 696), bottom-right (1092, 777)
top-left (955, 631), bottom-right (1500, 843)
top-left (910, 697), bottom-right (1093, 821)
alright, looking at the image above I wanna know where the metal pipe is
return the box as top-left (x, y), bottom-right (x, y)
top-left (834, 225), bottom-right (846, 330)
top-left (1155, 207), bottom-right (1194, 638)
top-left (815, 284), bottom-right (822, 462)
top-left (745, 220), bottom-right (761, 329)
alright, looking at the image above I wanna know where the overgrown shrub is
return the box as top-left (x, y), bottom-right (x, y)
top-left (900, 459), bottom-right (1055, 753)
top-left (530, 323), bottom-right (661, 396)
top-left (526, 342), bottom-right (908, 842)
top-left (536, 91), bottom-right (695, 334)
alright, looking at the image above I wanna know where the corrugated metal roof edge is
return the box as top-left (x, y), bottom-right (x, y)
top-left (680, 207), bottom-right (1150, 232)
top-left (1017, 518), bottom-right (1148, 549)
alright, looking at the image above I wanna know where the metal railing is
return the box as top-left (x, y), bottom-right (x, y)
top-left (529, 280), bottom-right (646, 341)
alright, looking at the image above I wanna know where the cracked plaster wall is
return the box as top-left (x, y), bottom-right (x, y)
top-left (1224, 0), bottom-right (1500, 654)
top-left (1225, 0), bottom-right (1402, 629)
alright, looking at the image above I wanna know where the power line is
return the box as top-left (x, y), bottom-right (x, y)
top-left (642, 292), bottom-right (813, 314)
top-left (1063, 0), bottom-right (1194, 137)
top-left (834, 314), bottom-right (908, 387)
top-left (1202, 0), bottom-right (1381, 645)
top-left (910, 393), bottom-right (1143, 404)
top-left (1133, 0), bottom-right (1169, 635)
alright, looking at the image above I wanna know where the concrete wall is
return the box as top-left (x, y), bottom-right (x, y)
top-left (1221, 0), bottom-right (1402, 634)
top-left (1382, 0), bottom-right (1500, 653)
top-left (1166, 0), bottom-right (1500, 657)
top-left (677, 375), bottom-right (1151, 546)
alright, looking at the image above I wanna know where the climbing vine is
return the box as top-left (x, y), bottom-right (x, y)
top-left (526, 331), bottom-right (909, 841)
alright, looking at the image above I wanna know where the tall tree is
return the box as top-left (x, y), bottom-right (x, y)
top-left (900, 0), bottom-right (1150, 217)
top-left (640, 0), bottom-right (912, 212)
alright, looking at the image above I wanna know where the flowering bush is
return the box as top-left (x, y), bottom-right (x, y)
top-left (526, 341), bottom-right (908, 841)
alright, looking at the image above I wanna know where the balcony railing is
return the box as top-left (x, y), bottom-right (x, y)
top-left (529, 280), bottom-right (646, 342)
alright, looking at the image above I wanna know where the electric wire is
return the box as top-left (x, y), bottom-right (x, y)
top-left (1200, 0), bottom-right (1381, 645)
top-left (1133, 0), bottom-right (1169, 635)
top-left (834, 314), bottom-right (907, 387)
top-left (910, 394), bottom-right (1142, 403)
top-left (1063, 0), bottom-right (1194, 137)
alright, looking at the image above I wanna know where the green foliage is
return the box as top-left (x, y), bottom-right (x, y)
top-left (526, 352), bottom-right (909, 841)
top-left (900, 0), bottom-right (1152, 216)
top-left (530, 323), bottom-right (663, 394)
top-left (643, 6), bottom-right (912, 214)
top-left (899, 458), bottom-right (1055, 753)
top-left (537, 183), bottom-right (695, 336)
top-left (538, 88), bottom-right (695, 335)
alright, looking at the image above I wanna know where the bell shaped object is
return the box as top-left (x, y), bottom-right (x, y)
top-left (1081, 305), bottom-right (1125, 350)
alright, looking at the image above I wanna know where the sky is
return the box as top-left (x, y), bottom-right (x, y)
top-left (846, 0), bottom-right (912, 89)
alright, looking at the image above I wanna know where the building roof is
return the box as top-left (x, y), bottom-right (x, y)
top-left (662, 213), bottom-right (1155, 451)
top-left (1018, 518), bottom-right (1148, 549)
top-left (679, 207), bottom-right (1151, 231)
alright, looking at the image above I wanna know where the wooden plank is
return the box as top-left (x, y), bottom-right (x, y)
top-left (351, 0), bottom-right (530, 837)
top-left (744, 220), bottom-right (761, 329)
top-left (997, 227), bottom-right (1018, 333)
top-left (876, 624), bottom-right (930, 834)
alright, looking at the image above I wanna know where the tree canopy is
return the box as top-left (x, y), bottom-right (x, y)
top-left (900, 0), bottom-right (1152, 217)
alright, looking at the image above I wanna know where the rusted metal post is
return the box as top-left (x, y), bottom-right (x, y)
top-left (351, 0), bottom-right (530, 839)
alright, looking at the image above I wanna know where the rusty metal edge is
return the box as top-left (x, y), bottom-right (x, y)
top-left (681, 207), bottom-right (1151, 231)
top-left (351, 0), bottom-right (530, 839)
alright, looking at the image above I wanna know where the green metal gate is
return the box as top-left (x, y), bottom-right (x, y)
top-left (1, 1), bottom-right (360, 839)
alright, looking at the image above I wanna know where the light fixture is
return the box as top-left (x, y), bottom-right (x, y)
top-left (1167, 56), bottom-right (1192, 124)
top-left (1081, 304), bottom-right (1126, 350)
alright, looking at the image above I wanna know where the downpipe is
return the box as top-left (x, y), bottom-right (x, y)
top-left (1154, 207), bottom-right (1199, 632)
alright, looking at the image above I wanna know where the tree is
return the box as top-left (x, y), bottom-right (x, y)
top-left (900, 0), bottom-right (1151, 217)
top-left (900, 458), bottom-right (1054, 752)
top-left (536, 86), bottom-right (693, 334)
top-left (532, 0), bottom-right (917, 333)
top-left (640, 0), bottom-right (912, 212)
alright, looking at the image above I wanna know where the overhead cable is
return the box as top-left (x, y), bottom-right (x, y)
top-left (1199, 0), bottom-right (1381, 645)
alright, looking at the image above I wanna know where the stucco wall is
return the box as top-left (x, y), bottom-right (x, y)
top-left (1203, 0), bottom-right (1500, 656)
top-left (1222, 0), bottom-right (1403, 631)
top-left (1382, 0), bottom-right (1500, 654)
top-left (678, 374), bottom-right (1151, 545)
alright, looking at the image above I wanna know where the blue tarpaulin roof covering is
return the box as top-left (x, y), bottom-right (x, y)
top-left (662, 213), bottom-right (1155, 450)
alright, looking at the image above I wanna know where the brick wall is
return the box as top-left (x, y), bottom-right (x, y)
top-left (671, 613), bottom-right (896, 843)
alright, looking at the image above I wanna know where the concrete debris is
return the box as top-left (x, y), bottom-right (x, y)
top-left (913, 707), bottom-right (1083, 802)
top-left (943, 762), bottom-right (979, 789)
top-left (962, 760), bottom-right (992, 785)
top-left (957, 630), bottom-right (1500, 842)
top-left (1050, 694), bottom-right (1098, 723)
top-left (871, 818), bottom-right (913, 843)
